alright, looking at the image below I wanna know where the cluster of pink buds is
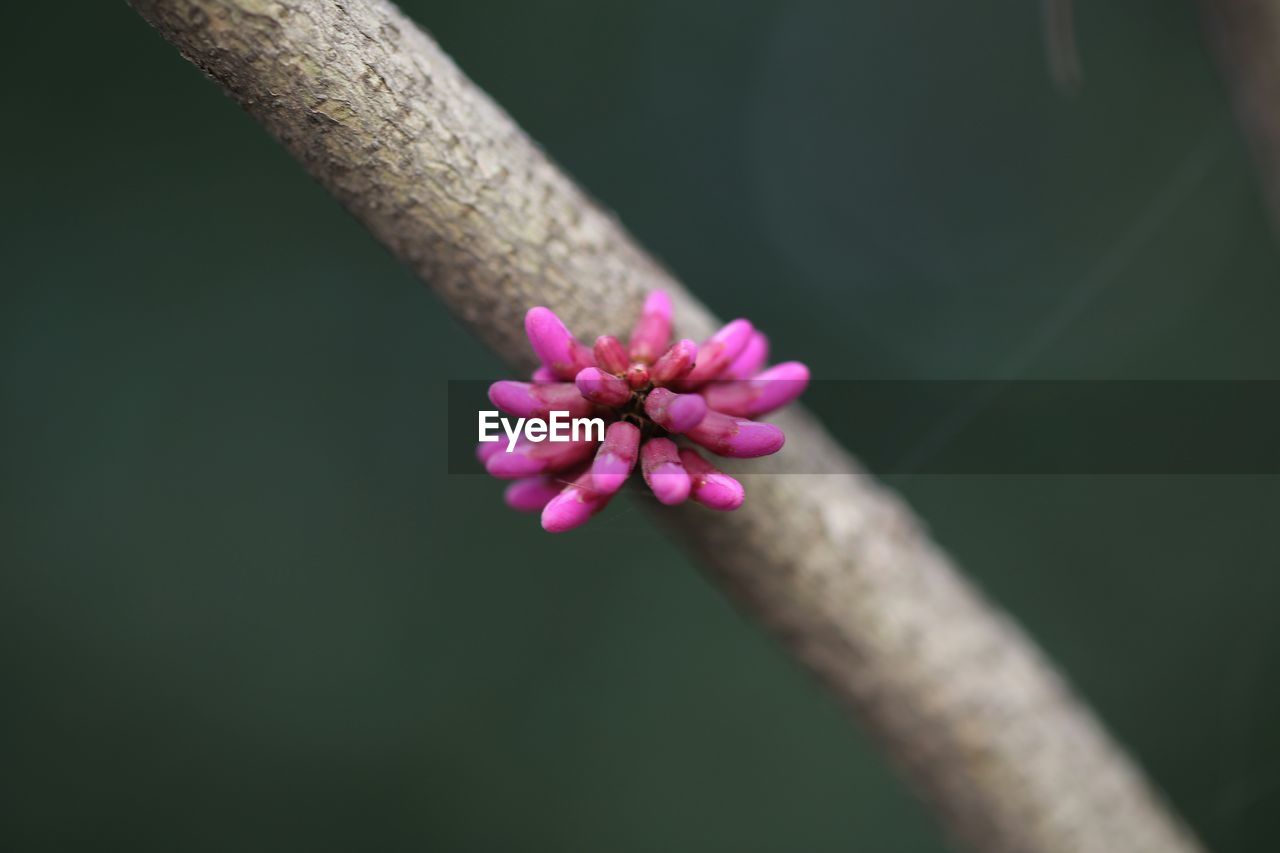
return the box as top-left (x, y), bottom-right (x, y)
top-left (478, 291), bottom-right (809, 532)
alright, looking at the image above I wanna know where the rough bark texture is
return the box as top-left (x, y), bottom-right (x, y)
top-left (128, 2), bottom-right (1201, 850)
top-left (1201, 0), bottom-right (1280, 224)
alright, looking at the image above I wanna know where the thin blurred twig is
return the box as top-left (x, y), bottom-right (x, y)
top-left (1200, 0), bottom-right (1280, 225)
top-left (128, 1), bottom-right (1201, 850)
top-left (1043, 0), bottom-right (1082, 92)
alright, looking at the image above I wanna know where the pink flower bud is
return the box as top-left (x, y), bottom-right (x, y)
top-left (492, 292), bottom-right (806, 529)
top-left (503, 475), bottom-right (564, 513)
top-left (650, 339), bottom-right (698, 386)
top-left (627, 290), bottom-right (673, 364)
top-left (625, 363), bottom-right (651, 389)
top-left (721, 332), bottom-right (769, 380)
top-left (525, 307), bottom-right (595, 380)
top-left (593, 335), bottom-right (630, 375)
top-left (679, 448), bottom-right (745, 511)
top-left (541, 468), bottom-right (612, 533)
top-left (685, 409), bottom-right (785, 458)
top-left (575, 367), bottom-right (632, 407)
top-left (485, 436), bottom-right (597, 479)
top-left (488, 380), bottom-right (593, 420)
top-left (640, 437), bottom-right (691, 505)
top-left (700, 362), bottom-right (810, 417)
top-left (592, 421), bottom-right (641, 495)
top-left (677, 319), bottom-right (753, 388)
top-left (643, 387), bottom-right (708, 434)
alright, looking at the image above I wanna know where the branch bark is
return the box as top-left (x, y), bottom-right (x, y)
top-left (128, 2), bottom-right (1201, 850)
top-left (1201, 0), bottom-right (1280, 224)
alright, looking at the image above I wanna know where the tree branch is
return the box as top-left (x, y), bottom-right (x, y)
top-left (128, 1), bottom-right (1201, 850)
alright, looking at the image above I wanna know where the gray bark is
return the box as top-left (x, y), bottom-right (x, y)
top-left (129, 1), bottom-right (1202, 850)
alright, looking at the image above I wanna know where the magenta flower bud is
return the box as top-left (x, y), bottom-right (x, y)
top-left (640, 437), bottom-right (691, 505)
top-left (541, 468), bottom-right (612, 533)
top-left (525, 307), bottom-right (595, 380)
top-left (575, 366), bottom-right (632, 407)
top-left (678, 319), bottom-right (754, 388)
top-left (488, 290), bottom-right (805, 529)
top-left (650, 339), bottom-right (698, 386)
top-left (679, 448), bottom-right (745, 511)
top-left (625, 363), bottom-right (651, 389)
top-left (685, 409), bottom-right (785, 458)
top-left (485, 436), bottom-right (597, 479)
top-left (591, 421), bottom-right (641, 495)
top-left (488, 380), bottom-right (593, 420)
top-left (504, 475), bottom-right (564, 513)
top-left (593, 335), bottom-right (630, 375)
top-left (721, 332), bottom-right (769, 380)
top-left (700, 362), bottom-right (810, 417)
top-left (627, 290), bottom-right (673, 364)
top-left (484, 442), bottom-right (547, 479)
top-left (643, 387), bottom-right (708, 434)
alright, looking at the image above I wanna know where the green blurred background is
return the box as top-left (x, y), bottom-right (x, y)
top-left (4, 1), bottom-right (1279, 850)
